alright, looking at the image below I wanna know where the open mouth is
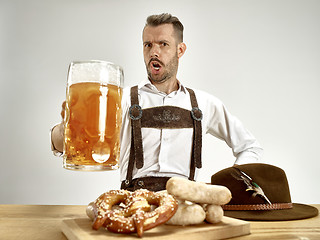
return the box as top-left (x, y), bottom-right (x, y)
top-left (152, 62), bottom-right (161, 70)
top-left (149, 59), bottom-right (163, 72)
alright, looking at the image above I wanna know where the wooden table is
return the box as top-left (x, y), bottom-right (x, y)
top-left (0, 204), bottom-right (319, 239)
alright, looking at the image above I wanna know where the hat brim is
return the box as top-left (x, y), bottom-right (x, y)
top-left (223, 203), bottom-right (319, 221)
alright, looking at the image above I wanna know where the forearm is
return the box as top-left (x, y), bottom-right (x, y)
top-left (205, 96), bottom-right (263, 165)
top-left (51, 123), bottom-right (64, 153)
top-left (233, 146), bottom-right (263, 165)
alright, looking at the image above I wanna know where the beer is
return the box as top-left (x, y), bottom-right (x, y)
top-left (64, 82), bottom-right (122, 170)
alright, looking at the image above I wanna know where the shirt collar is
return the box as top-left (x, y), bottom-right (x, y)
top-left (138, 78), bottom-right (187, 95)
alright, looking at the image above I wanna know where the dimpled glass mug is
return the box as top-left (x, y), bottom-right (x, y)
top-left (63, 60), bottom-right (124, 171)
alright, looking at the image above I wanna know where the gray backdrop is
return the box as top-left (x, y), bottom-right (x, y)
top-left (1, 0), bottom-right (319, 205)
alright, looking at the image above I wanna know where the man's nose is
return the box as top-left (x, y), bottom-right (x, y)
top-left (150, 45), bottom-right (160, 58)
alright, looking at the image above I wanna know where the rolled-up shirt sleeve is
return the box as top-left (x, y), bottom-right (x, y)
top-left (201, 91), bottom-right (263, 165)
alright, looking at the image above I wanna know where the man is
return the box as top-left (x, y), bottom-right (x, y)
top-left (51, 13), bottom-right (263, 192)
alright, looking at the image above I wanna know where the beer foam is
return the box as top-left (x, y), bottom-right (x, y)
top-left (69, 61), bottom-right (124, 87)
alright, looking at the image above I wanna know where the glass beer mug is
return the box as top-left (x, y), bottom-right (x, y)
top-left (63, 60), bottom-right (123, 171)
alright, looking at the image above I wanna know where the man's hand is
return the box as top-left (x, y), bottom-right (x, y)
top-left (60, 101), bottom-right (66, 120)
top-left (51, 101), bottom-right (66, 153)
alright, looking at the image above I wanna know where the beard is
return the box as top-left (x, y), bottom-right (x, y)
top-left (146, 52), bottom-right (179, 84)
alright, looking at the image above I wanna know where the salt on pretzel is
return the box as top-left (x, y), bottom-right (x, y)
top-left (166, 177), bottom-right (231, 205)
top-left (87, 189), bottom-right (178, 237)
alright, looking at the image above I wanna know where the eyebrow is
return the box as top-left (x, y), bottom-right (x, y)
top-left (159, 40), bottom-right (170, 44)
top-left (143, 40), bottom-right (170, 45)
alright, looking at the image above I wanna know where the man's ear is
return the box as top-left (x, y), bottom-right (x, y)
top-left (177, 42), bottom-right (187, 58)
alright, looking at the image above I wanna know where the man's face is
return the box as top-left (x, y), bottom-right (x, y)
top-left (142, 24), bottom-right (183, 84)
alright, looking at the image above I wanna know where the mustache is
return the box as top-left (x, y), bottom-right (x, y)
top-left (148, 58), bottom-right (164, 66)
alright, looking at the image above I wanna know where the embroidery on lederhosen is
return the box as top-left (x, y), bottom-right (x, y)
top-left (124, 86), bottom-right (202, 187)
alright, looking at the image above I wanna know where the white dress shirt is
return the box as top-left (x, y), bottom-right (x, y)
top-left (119, 79), bottom-right (263, 181)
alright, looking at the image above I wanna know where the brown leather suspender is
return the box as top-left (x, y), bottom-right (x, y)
top-left (124, 86), bottom-right (202, 186)
top-left (187, 87), bottom-right (203, 180)
top-left (125, 86), bottom-right (144, 184)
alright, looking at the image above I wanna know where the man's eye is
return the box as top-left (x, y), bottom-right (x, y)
top-left (162, 42), bottom-right (168, 46)
top-left (144, 43), bottom-right (152, 48)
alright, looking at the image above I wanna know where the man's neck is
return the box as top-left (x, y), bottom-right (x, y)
top-left (149, 78), bottom-right (179, 95)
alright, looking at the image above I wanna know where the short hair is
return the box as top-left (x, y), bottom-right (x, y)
top-left (144, 13), bottom-right (184, 43)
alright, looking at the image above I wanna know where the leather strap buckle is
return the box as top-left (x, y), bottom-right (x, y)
top-left (191, 107), bottom-right (203, 121)
top-left (124, 179), bottom-right (130, 186)
top-left (129, 104), bottom-right (143, 120)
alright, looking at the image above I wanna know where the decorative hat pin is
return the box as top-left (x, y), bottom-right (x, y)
top-left (231, 167), bottom-right (272, 205)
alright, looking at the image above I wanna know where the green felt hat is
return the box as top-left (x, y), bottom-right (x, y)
top-left (211, 163), bottom-right (318, 221)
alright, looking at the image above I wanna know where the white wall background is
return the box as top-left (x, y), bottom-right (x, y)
top-left (1, 0), bottom-right (319, 205)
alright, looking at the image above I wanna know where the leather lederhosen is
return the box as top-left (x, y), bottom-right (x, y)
top-left (121, 86), bottom-right (203, 191)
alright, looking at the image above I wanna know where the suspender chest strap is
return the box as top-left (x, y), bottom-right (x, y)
top-left (186, 87), bottom-right (203, 180)
top-left (124, 86), bottom-right (202, 187)
top-left (129, 86), bottom-right (144, 170)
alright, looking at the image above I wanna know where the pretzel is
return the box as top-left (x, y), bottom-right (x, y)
top-left (88, 189), bottom-right (178, 237)
top-left (166, 177), bottom-right (231, 205)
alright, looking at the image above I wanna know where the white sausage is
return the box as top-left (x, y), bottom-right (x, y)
top-left (166, 177), bottom-right (231, 205)
top-left (86, 202), bottom-right (96, 220)
top-left (205, 205), bottom-right (224, 223)
top-left (166, 200), bottom-right (205, 226)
